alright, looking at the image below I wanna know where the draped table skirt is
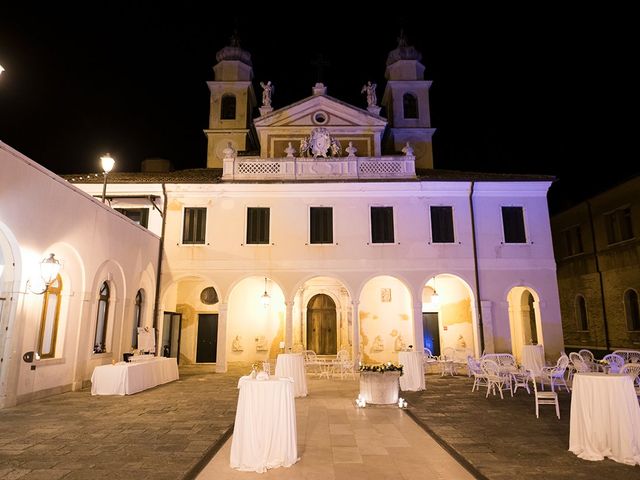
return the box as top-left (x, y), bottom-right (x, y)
top-left (359, 371), bottom-right (401, 404)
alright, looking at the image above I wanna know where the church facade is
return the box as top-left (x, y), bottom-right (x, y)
top-left (66, 37), bottom-right (564, 372)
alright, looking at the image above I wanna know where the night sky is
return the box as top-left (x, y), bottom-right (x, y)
top-left (0, 5), bottom-right (635, 213)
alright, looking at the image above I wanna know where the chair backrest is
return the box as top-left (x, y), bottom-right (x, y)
top-left (480, 358), bottom-right (501, 377)
top-left (336, 349), bottom-right (350, 362)
top-left (441, 347), bottom-right (456, 361)
top-left (467, 355), bottom-right (482, 375)
top-left (262, 361), bottom-right (271, 375)
top-left (482, 353), bottom-right (516, 369)
top-left (613, 350), bottom-right (640, 364)
top-left (603, 353), bottom-right (625, 373)
top-left (569, 352), bottom-right (590, 373)
top-left (303, 350), bottom-right (317, 364)
top-left (620, 363), bottom-right (640, 386)
top-left (578, 349), bottom-right (594, 363)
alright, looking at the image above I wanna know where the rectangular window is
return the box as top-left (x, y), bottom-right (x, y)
top-left (563, 225), bottom-right (583, 257)
top-left (310, 207), bottom-right (333, 244)
top-left (246, 207), bottom-right (270, 244)
top-left (430, 206), bottom-right (455, 243)
top-left (371, 206), bottom-right (394, 244)
top-left (605, 207), bottom-right (634, 245)
top-left (115, 208), bottom-right (149, 228)
top-left (182, 207), bottom-right (206, 244)
top-left (501, 206), bottom-right (527, 243)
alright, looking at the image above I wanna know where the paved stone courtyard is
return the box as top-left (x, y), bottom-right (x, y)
top-left (1, 366), bottom-right (640, 479)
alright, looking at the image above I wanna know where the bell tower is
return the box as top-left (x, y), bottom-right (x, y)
top-left (205, 33), bottom-right (257, 168)
top-left (381, 32), bottom-right (436, 169)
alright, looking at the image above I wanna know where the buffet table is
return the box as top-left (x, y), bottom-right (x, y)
top-left (230, 376), bottom-right (298, 473)
top-left (91, 357), bottom-right (178, 395)
top-left (275, 353), bottom-right (308, 397)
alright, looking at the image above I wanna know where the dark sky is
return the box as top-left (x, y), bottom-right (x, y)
top-left (0, 5), bottom-right (635, 213)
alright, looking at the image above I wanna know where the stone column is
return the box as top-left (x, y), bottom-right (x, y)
top-left (480, 300), bottom-right (495, 355)
top-left (413, 299), bottom-right (424, 352)
top-left (352, 300), bottom-right (360, 367)
top-left (215, 303), bottom-right (228, 373)
top-left (285, 301), bottom-right (294, 349)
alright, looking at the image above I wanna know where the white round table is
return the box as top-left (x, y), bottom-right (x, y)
top-left (275, 353), bottom-right (308, 397)
top-left (521, 344), bottom-right (545, 377)
top-left (398, 351), bottom-right (425, 391)
top-left (570, 372), bottom-right (640, 465)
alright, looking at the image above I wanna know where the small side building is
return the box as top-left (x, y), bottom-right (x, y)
top-left (0, 142), bottom-right (160, 408)
top-left (551, 176), bottom-right (640, 355)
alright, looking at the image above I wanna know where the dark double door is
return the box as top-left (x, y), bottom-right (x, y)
top-left (307, 294), bottom-right (337, 355)
top-left (196, 313), bottom-right (218, 363)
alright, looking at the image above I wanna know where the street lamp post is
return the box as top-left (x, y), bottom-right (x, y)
top-left (100, 154), bottom-right (115, 203)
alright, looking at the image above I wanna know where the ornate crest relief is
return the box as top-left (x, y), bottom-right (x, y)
top-left (300, 127), bottom-right (341, 158)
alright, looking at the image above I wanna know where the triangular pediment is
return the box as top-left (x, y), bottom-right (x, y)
top-left (253, 95), bottom-right (387, 128)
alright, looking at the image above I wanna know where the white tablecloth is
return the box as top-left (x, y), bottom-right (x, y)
top-left (522, 344), bottom-right (545, 377)
top-left (230, 376), bottom-right (298, 473)
top-left (570, 372), bottom-right (640, 464)
top-left (359, 371), bottom-right (400, 404)
top-left (90, 357), bottom-right (178, 395)
top-left (275, 353), bottom-right (307, 397)
top-left (398, 351), bottom-right (425, 391)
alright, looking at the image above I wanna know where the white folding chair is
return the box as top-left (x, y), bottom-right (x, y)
top-left (533, 374), bottom-right (560, 419)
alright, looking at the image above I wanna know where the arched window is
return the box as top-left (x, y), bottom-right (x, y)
top-left (131, 289), bottom-right (143, 348)
top-left (94, 282), bottom-right (110, 353)
top-left (403, 93), bottom-right (418, 119)
top-left (625, 289), bottom-right (640, 331)
top-left (575, 295), bottom-right (588, 331)
top-left (38, 275), bottom-right (62, 359)
top-left (221, 94), bottom-right (236, 120)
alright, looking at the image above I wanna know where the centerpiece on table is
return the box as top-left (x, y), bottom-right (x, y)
top-left (358, 361), bottom-right (403, 375)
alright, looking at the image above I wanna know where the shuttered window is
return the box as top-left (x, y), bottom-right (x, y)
top-left (310, 207), bottom-right (333, 244)
top-left (247, 207), bottom-right (270, 244)
top-left (430, 206), bottom-right (454, 243)
top-left (371, 206), bottom-right (394, 244)
top-left (182, 208), bottom-right (206, 244)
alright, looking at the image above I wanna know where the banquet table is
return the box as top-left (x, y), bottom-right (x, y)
top-left (521, 344), bottom-right (545, 377)
top-left (275, 353), bottom-right (308, 397)
top-left (230, 376), bottom-right (298, 473)
top-left (398, 351), bottom-right (425, 391)
top-left (359, 371), bottom-right (401, 404)
top-left (91, 357), bottom-right (178, 395)
top-left (569, 372), bottom-right (640, 465)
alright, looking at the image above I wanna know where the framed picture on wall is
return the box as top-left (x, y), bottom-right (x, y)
top-left (381, 288), bottom-right (392, 302)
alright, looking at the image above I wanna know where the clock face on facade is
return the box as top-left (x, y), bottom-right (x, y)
top-left (200, 287), bottom-right (219, 305)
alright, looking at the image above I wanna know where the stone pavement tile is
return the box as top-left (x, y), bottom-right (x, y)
top-left (330, 434), bottom-right (357, 446)
top-left (405, 374), bottom-right (640, 480)
top-left (0, 469), bottom-right (30, 480)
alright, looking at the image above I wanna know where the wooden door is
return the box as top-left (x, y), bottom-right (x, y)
top-left (307, 294), bottom-right (337, 355)
top-left (196, 313), bottom-right (218, 363)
